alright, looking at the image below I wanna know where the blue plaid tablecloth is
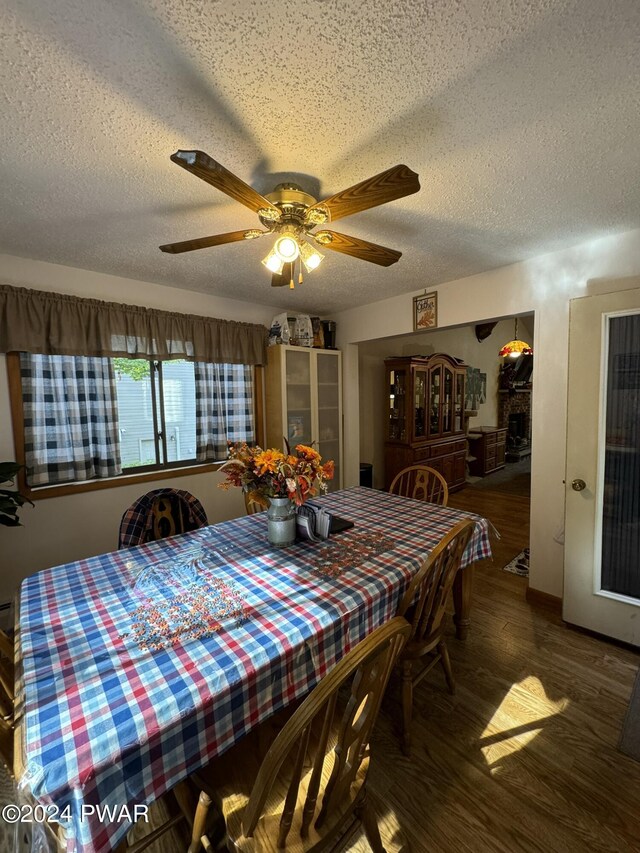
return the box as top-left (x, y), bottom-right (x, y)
top-left (17, 487), bottom-right (491, 852)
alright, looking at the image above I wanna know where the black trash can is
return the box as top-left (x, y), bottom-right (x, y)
top-left (359, 463), bottom-right (373, 488)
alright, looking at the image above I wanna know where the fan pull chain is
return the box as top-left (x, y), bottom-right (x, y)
top-left (298, 259), bottom-right (303, 287)
top-left (289, 260), bottom-right (295, 289)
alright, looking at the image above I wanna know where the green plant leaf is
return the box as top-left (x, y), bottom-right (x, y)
top-left (0, 461), bottom-right (22, 484)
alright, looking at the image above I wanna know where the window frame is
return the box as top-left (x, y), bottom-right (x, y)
top-left (115, 358), bottom-right (199, 474)
top-left (6, 352), bottom-right (265, 500)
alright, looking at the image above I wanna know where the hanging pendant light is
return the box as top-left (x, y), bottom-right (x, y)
top-left (498, 318), bottom-right (533, 358)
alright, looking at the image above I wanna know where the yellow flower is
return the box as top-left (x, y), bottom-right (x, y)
top-left (253, 449), bottom-right (285, 475)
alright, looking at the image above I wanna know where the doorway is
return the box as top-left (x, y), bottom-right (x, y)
top-left (357, 314), bottom-right (534, 575)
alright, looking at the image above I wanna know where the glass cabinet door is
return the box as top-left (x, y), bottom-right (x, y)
top-left (455, 373), bottom-right (464, 431)
top-left (413, 368), bottom-right (427, 440)
top-left (316, 352), bottom-right (340, 492)
top-left (429, 366), bottom-right (441, 435)
top-left (285, 349), bottom-right (312, 446)
top-left (388, 367), bottom-right (407, 441)
top-left (443, 368), bottom-right (453, 433)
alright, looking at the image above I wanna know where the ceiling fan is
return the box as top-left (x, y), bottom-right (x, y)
top-left (159, 151), bottom-right (420, 288)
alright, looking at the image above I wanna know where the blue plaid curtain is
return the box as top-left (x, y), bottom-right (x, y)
top-left (194, 363), bottom-right (254, 461)
top-left (20, 353), bottom-right (122, 486)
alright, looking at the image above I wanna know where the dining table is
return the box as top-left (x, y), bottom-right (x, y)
top-left (14, 486), bottom-right (492, 853)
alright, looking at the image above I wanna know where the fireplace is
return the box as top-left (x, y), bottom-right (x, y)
top-left (509, 412), bottom-right (528, 440)
top-left (498, 391), bottom-right (532, 461)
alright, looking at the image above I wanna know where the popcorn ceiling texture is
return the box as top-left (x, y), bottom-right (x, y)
top-left (1, 0), bottom-right (639, 314)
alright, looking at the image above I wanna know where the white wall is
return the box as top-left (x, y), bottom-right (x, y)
top-left (336, 227), bottom-right (640, 598)
top-left (0, 254), bottom-right (282, 599)
top-left (358, 317), bottom-right (534, 489)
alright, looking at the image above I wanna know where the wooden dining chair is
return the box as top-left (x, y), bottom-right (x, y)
top-left (0, 627), bottom-right (15, 773)
top-left (187, 617), bottom-right (411, 853)
top-left (118, 488), bottom-right (208, 548)
top-left (388, 464), bottom-right (449, 506)
top-left (115, 783), bottom-right (193, 853)
top-left (395, 518), bottom-right (475, 756)
top-left (244, 491), bottom-right (266, 515)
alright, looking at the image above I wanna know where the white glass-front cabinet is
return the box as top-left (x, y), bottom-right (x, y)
top-left (266, 345), bottom-right (343, 491)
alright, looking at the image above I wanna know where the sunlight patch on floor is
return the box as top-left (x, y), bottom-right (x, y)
top-left (479, 675), bottom-right (569, 771)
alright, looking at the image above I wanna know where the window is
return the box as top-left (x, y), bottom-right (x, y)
top-left (12, 353), bottom-right (258, 491)
top-left (114, 359), bottom-right (198, 469)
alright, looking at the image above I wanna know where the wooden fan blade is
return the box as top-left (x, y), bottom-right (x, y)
top-left (307, 165), bottom-right (420, 223)
top-left (170, 150), bottom-right (280, 217)
top-left (159, 229), bottom-right (261, 254)
top-left (315, 230), bottom-right (401, 266)
top-left (271, 262), bottom-right (294, 287)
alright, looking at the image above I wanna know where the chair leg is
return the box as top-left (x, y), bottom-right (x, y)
top-left (358, 797), bottom-right (386, 853)
top-left (172, 780), bottom-right (195, 825)
top-left (401, 660), bottom-right (413, 757)
top-left (439, 640), bottom-right (455, 695)
top-left (188, 791), bottom-right (211, 853)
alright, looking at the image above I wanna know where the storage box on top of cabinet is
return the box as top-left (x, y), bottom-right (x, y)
top-left (266, 345), bottom-right (343, 491)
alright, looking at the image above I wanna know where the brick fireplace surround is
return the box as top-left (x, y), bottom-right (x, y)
top-left (498, 389), bottom-right (532, 460)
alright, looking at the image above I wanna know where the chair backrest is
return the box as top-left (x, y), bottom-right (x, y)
top-left (150, 492), bottom-right (189, 540)
top-left (0, 627), bottom-right (15, 772)
top-left (388, 465), bottom-right (449, 506)
top-left (240, 617), bottom-right (410, 847)
top-left (397, 518), bottom-right (475, 646)
top-left (244, 491), bottom-right (266, 515)
top-left (118, 488), bottom-right (208, 548)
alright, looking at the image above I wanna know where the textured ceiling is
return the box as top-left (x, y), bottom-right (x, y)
top-left (1, 0), bottom-right (639, 314)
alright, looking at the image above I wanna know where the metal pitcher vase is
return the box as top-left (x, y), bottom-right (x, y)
top-left (266, 497), bottom-right (296, 547)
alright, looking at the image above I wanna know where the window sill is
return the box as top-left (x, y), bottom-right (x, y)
top-left (22, 462), bottom-right (225, 501)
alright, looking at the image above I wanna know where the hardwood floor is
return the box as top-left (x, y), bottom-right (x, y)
top-left (131, 486), bottom-right (640, 853)
top-left (348, 485), bottom-right (640, 852)
top-left (448, 479), bottom-right (531, 570)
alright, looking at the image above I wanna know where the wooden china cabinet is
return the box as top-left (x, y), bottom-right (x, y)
top-left (384, 354), bottom-right (467, 492)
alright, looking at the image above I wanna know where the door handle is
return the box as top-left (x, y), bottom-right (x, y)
top-left (571, 478), bottom-right (587, 492)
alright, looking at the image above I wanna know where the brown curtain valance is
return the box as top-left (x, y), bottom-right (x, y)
top-left (0, 285), bottom-right (267, 365)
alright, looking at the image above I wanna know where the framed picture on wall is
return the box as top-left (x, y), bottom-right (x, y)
top-left (413, 292), bottom-right (438, 331)
top-left (478, 372), bottom-right (487, 404)
top-left (465, 366), bottom-right (480, 410)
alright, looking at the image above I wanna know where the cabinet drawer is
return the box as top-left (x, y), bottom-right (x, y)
top-left (430, 439), bottom-right (466, 458)
top-left (413, 446), bottom-right (430, 461)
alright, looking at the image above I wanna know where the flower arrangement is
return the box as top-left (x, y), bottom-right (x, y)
top-left (219, 442), bottom-right (334, 507)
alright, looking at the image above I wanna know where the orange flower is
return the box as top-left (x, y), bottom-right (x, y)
top-left (253, 449), bottom-right (285, 475)
top-left (295, 444), bottom-right (320, 461)
top-left (322, 460), bottom-right (335, 480)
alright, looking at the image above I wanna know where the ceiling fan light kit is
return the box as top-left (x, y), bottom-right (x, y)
top-left (261, 247), bottom-right (285, 275)
top-left (298, 239), bottom-right (323, 271)
top-left (273, 231), bottom-right (299, 263)
top-left (160, 150), bottom-right (420, 289)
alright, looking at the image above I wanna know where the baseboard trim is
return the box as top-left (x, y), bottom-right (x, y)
top-left (526, 586), bottom-right (563, 612)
